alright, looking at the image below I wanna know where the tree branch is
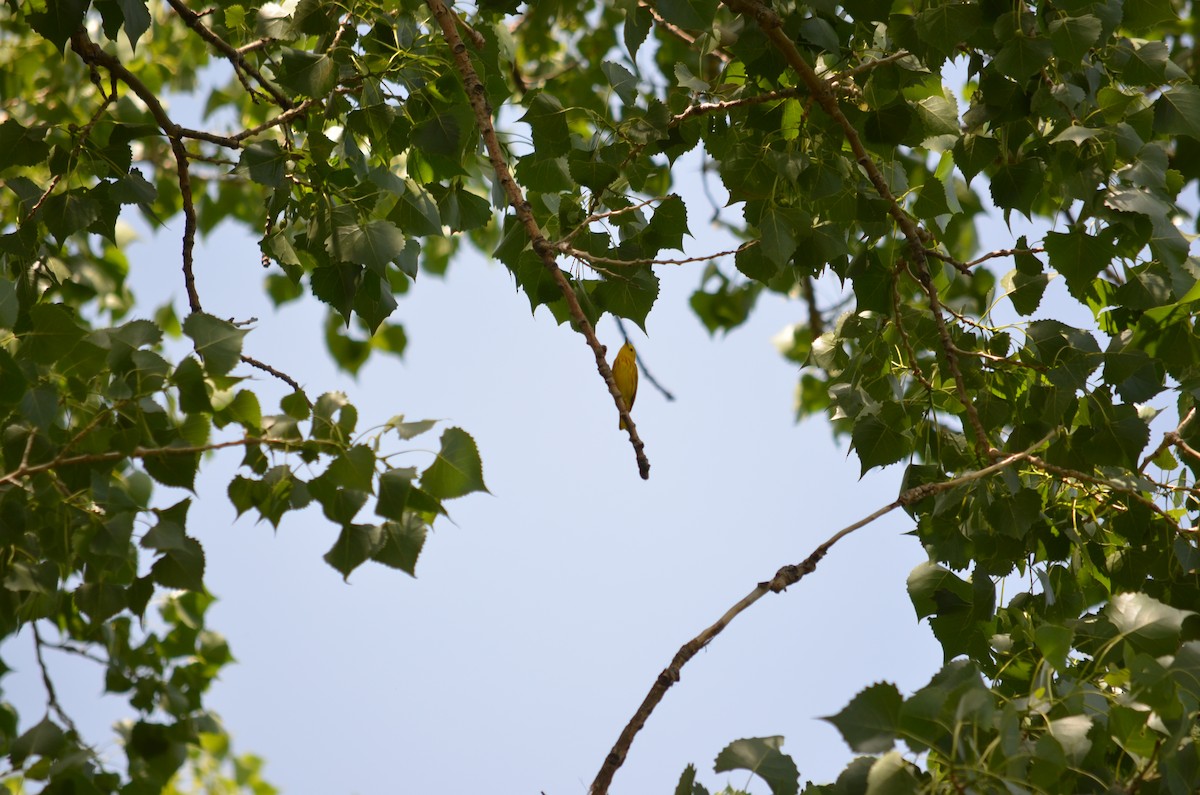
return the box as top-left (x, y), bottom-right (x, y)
top-left (560, 241), bottom-right (755, 268)
top-left (426, 0), bottom-right (651, 479)
top-left (31, 624), bottom-right (81, 735)
top-left (164, 0), bottom-right (294, 109)
top-left (1, 437), bottom-right (281, 486)
top-left (588, 440), bottom-right (1050, 794)
top-left (722, 0), bottom-right (993, 458)
top-left (69, 30), bottom-right (202, 314)
top-left (241, 354), bottom-right (311, 406)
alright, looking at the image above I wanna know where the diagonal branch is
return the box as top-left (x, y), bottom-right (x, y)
top-left (426, 0), bottom-right (651, 479)
top-left (721, 0), bottom-right (993, 458)
top-left (587, 439), bottom-right (1051, 794)
top-left (164, 0), bottom-right (294, 109)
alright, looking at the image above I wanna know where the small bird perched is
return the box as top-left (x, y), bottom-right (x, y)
top-left (612, 341), bottom-right (639, 430)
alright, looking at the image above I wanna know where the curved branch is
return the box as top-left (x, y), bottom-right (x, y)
top-left (426, 0), bottom-right (651, 479)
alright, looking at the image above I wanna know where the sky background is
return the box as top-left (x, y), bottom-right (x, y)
top-left (1, 30), bottom-right (1149, 795)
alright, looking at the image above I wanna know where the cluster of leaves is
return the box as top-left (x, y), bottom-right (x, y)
top-left (4, 0), bottom-right (1200, 792)
top-left (2, 1), bottom-right (489, 790)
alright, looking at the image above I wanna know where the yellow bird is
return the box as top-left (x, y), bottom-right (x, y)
top-left (612, 341), bottom-right (638, 430)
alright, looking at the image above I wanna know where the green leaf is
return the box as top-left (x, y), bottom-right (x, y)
top-left (713, 736), bottom-right (798, 795)
top-left (115, 0), bottom-right (152, 50)
top-left (377, 467), bottom-right (418, 520)
top-left (182, 312), bottom-right (247, 377)
top-left (23, 304), bottom-right (86, 364)
top-left (993, 35), bottom-right (1053, 81)
top-left (602, 60), bottom-right (638, 105)
top-left (759, 208), bottom-right (799, 267)
top-left (520, 92), bottom-right (570, 159)
top-left (371, 516), bottom-right (427, 576)
top-left (655, 0), bottom-right (718, 30)
top-left (1043, 229), bottom-right (1115, 301)
top-left (1000, 267), bottom-right (1050, 316)
top-left (594, 269), bottom-right (659, 332)
top-left (851, 402), bottom-right (910, 475)
top-left (1123, 0), bottom-right (1181, 31)
top-left (989, 158), bottom-right (1045, 216)
top-left (420, 427), bottom-right (489, 500)
top-left (238, 141), bottom-right (287, 188)
top-left (0, 118), bottom-right (50, 170)
top-left (27, 0), bottom-right (88, 52)
top-left (385, 417), bottom-right (438, 440)
top-left (328, 218), bottom-right (407, 275)
top-left (1154, 85), bottom-right (1200, 140)
top-left (277, 48), bottom-right (338, 97)
top-left (1106, 591), bottom-right (1195, 656)
top-left (390, 179), bottom-right (442, 237)
top-left (821, 682), bottom-right (902, 754)
top-left (323, 523), bottom-right (384, 580)
top-left (143, 444), bottom-right (201, 490)
top-left (1048, 15), bottom-right (1102, 66)
top-left (953, 134), bottom-right (999, 185)
top-left (9, 717), bottom-right (66, 765)
top-left (913, 2), bottom-right (981, 62)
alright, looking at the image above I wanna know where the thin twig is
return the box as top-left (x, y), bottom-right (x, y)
top-left (1027, 454), bottom-right (1182, 531)
top-left (179, 93), bottom-right (343, 150)
top-left (560, 241), bottom-right (755, 268)
top-left (31, 624), bottom-right (80, 734)
top-left (241, 354), bottom-right (311, 405)
top-left (926, 246), bottom-right (1046, 273)
top-left (640, 0), bottom-right (732, 63)
top-left (828, 50), bottom-right (914, 85)
top-left (426, 0), bottom-right (651, 479)
top-left (1139, 407), bottom-right (1196, 471)
top-left (565, 196), bottom-right (664, 243)
top-left (672, 89), bottom-right (802, 125)
top-left (588, 440), bottom-right (1050, 794)
top-left (1, 437), bottom-right (282, 486)
top-left (615, 317), bottom-right (675, 402)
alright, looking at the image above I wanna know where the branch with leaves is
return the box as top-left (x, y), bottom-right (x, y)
top-left (426, 0), bottom-right (651, 479)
